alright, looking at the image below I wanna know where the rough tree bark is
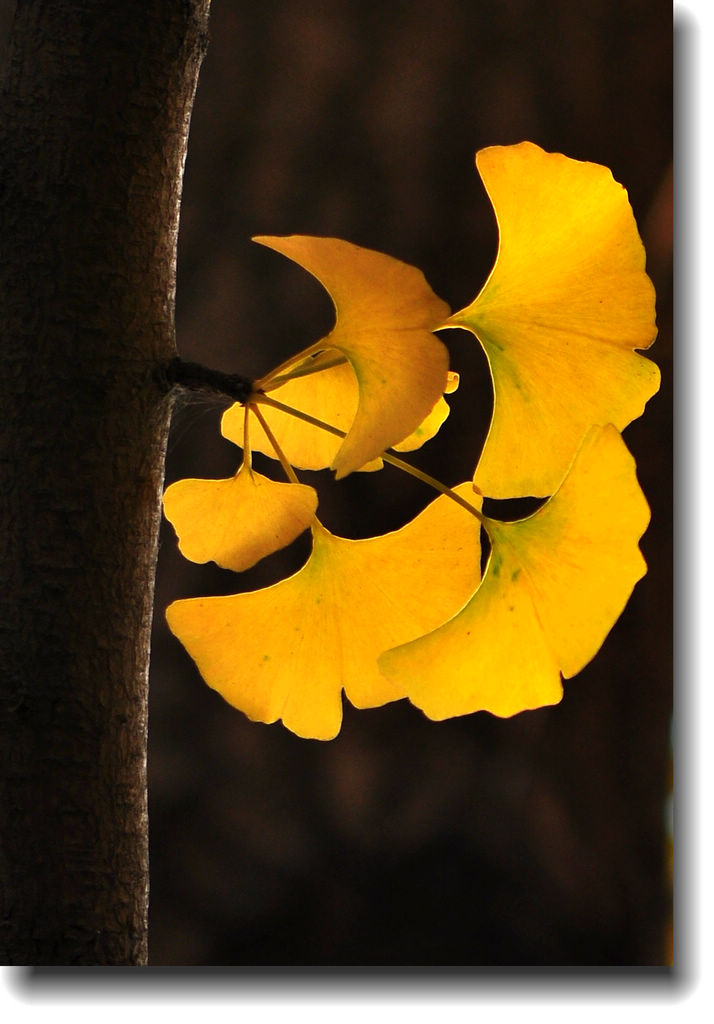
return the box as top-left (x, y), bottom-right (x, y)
top-left (0, 0), bottom-right (211, 964)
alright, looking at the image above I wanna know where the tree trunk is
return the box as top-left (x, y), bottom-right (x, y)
top-left (0, 0), bottom-right (211, 965)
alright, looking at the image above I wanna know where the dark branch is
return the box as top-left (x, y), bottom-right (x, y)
top-left (162, 356), bottom-right (254, 404)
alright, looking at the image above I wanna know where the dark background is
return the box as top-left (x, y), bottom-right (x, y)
top-left (14, 0), bottom-right (675, 966)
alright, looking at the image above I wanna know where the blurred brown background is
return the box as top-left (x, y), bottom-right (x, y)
top-left (10, 0), bottom-right (674, 966)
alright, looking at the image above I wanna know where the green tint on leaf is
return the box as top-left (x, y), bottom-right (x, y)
top-left (393, 371), bottom-right (459, 452)
top-left (379, 425), bottom-right (649, 719)
top-left (447, 142), bottom-right (660, 498)
top-left (166, 484), bottom-right (482, 740)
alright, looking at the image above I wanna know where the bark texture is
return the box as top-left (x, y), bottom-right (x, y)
top-left (0, 0), bottom-right (211, 964)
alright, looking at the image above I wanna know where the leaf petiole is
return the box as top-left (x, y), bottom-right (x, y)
top-left (253, 392), bottom-right (485, 525)
top-left (242, 405), bottom-right (252, 471)
top-left (250, 403), bottom-right (301, 486)
top-left (260, 352), bottom-right (349, 391)
top-left (381, 451), bottom-right (487, 526)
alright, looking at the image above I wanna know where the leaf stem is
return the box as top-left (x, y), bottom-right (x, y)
top-left (253, 393), bottom-right (485, 524)
top-left (242, 405), bottom-right (253, 471)
top-left (381, 452), bottom-right (486, 524)
top-left (254, 392), bottom-right (345, 438)
top-left (250, 403), bottom-right (301, 486)
top-left (261, 352), bottom-right (349, 391)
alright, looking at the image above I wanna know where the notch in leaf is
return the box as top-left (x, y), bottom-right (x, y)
top-left (446, 142), bottom-right (660, 498)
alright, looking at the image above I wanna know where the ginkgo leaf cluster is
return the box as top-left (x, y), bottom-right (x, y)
top-left (163, 141), bottom-right (659, 740)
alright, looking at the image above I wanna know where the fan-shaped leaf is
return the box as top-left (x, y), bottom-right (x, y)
top-left (166, 484), bottom-right (482, 739)
top-left (163, 467), bottom-right (318, 572)
top-left (380, 425), bottom-right (649, 719)
top-left (448, 142), bottom-right (659, 497)
top-left (252, 235), bottom-right (451, 477)
top-left (221, 364), bottom-right (459, 471)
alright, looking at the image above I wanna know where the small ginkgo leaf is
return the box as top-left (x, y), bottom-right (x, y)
top-left (222, 364), bottom-right (458, 470)
top-left (379, 424), bottom-right (649, 720)
top-left (166, 483), bottom-right (482, 740)
top-left (252, 235), bottom-right (451, 477)
top-left (222, 354), bottom-right (382, 472)
top-left (447, 142), bottom-right (660, 498)
top-left (162, 466), bottom-right (318, 572)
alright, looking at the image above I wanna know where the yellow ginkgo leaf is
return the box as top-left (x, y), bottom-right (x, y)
top-left (222, 353), bottom-right (383, 472)
top-left (166, 483), bottom-right (482, 740)
top-left (162, 466), bottom-right (318, 572)
top-left (222, 363), bottom-right (458, 470)
top-left (447, 141), bottom-right (660, 498)
top-left (379, 424), bottom-right (649, 720)
top-left (252, 235), bottom-right (451, 477)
